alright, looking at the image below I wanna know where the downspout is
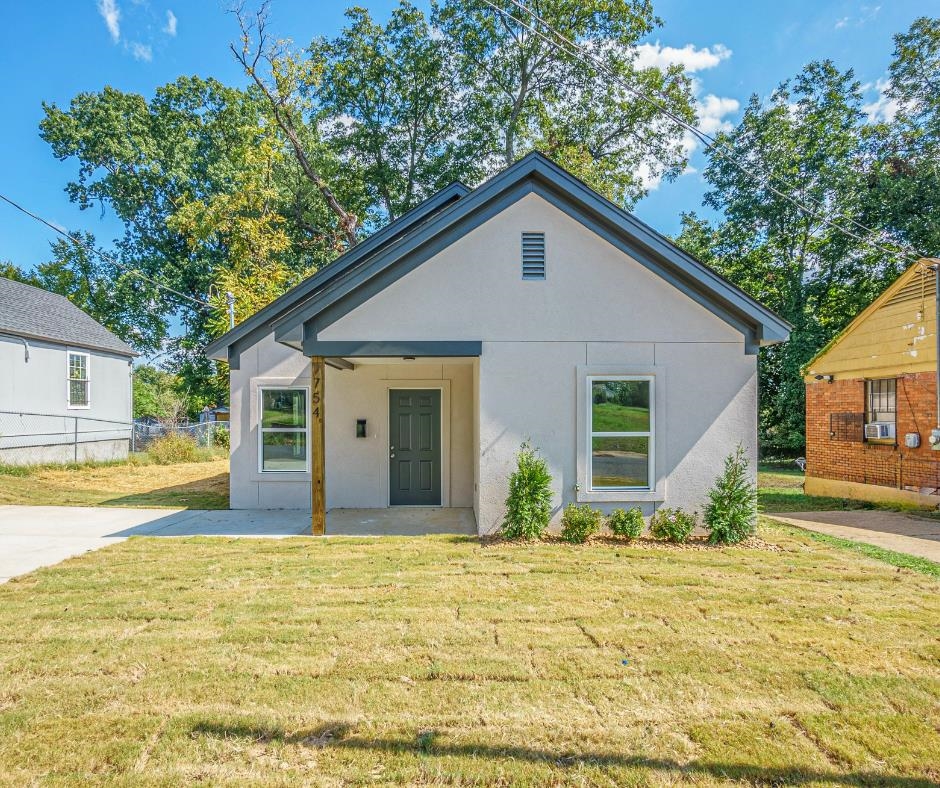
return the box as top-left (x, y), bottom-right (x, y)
top-left (0, 333), bottom-right (29, 362)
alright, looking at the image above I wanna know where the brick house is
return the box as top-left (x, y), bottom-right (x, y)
top-left (804, 260), bottom-right (940, 506)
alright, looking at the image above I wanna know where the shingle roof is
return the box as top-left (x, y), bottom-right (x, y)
top-left (0, 277), bottom-right (136, 357)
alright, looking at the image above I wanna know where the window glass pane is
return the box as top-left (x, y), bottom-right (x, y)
top-left (69, 355), bottom-right (86, 380)
top-left (261, 431), bottom-right (307, 471)
top-left (69, 380), bottom-right (88, 407)
top-left (592, 436), bottom-right (649, 488)
top-left (591, 380), bottom-right (650, 432)
top-left (261, 389), bottom-right (306, 428)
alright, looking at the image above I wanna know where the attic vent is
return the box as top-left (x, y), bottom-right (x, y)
top-left (521, 232), bottom-right (546, 280)
top-left (884, 276), bottom-right (936, 307)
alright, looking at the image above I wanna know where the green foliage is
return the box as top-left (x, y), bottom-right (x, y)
top-left (433, 0), bottom-right (696, 206)
top-left (501, 442), bottom-right (553, 540)
top-left (560, 504), bottom-right (603, 544)
top-left (607, 507), bottom-right (644, 540)
top-left (649, 508), bottom-right (696, 543)
top-left (133, 365), bottom-right (190, 421)
top-left (147, 433), bottom-right (200, 465)
top-left (704, 445), bottom-right (758, 544)
top-left (212, 425), bottom-right (230, 451)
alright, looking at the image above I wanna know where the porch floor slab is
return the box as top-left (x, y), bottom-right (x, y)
top-left (326, 507), bottom-right (477, 536)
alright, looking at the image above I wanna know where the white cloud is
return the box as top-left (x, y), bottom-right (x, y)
top-left (697, 94), bottom-right (740, 135)
top-left (862, 78), bottom-right (900, 123)
top-left (633, 41), bottom-right (731, 74)
top-left (129, 41), bottom-right (152, 62)
top-left (164, 9), bottom-right (177, 36)
top-left (97, 0), bottom-right (120, 42)
top-left (834, 16), bottom-right (850, 29)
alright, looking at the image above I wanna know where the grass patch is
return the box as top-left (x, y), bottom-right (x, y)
top-left (767, 517), bottom-right (940, 579)
top-left (0, 456), bottom-right (228, 509)
top-left (757, 466), bottom-right (937, 516)
top-left (0, 525), bottom-right (937, 784)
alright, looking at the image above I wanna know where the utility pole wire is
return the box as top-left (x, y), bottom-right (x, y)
top-left (0, 191), bottom-right (213, 311)
top-left (481, 0), bottom-right (925, 266)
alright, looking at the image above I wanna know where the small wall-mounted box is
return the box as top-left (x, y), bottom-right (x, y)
top-left (905, 432), bottom-right (921, 449)
top-left (356, 419), bottom-right (367, 438)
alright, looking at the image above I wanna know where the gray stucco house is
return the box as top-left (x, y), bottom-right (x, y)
top-left (206, 153), bottom-right (790, 534)
top-left (0, 277), bottom-right (135, 464)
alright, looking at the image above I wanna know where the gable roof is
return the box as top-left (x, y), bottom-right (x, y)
top-left (803, 259), bottom-right (939, 380)
top-left (0, 277), bottom-right (136, 357)
top-left (206, 152), bottom-right (790, 363)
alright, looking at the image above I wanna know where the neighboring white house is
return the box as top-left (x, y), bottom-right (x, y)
top-left (0, 277), bottom-right (136, 464)
top-left (206, 153), bottom-right (790, 534)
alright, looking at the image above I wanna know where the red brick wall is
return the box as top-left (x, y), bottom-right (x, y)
top-left (805, 371), bottom-right (940, 493)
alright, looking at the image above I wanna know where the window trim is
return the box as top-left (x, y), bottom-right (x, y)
top-left (257, 385), bottom-right (310, 473)
top-left (66, 350), bottom-right (91, 410)
top-left (587, 375), bottom-right (655, 492)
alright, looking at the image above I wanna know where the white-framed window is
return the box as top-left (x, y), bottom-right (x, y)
top-left (258, 386), bottom-right (309, 472)
top-left (587, 375), bottom-right (654, 491)
top-left (67, 351), bottom-right (90, 408)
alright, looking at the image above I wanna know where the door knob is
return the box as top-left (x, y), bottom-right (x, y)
top-left (390, 453), bottom-right (395, 458)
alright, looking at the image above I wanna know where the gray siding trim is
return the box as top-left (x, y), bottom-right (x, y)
top-left (205, 182), bottom-right (470, 360)
top-left (301, 340), bottom-right (482, 358)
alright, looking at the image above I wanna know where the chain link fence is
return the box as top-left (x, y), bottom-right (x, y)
top-left (0, 410), bottom-right (229, 466)
top-left (132, 420), bottom-right (228, 451)
top-left (0, 410), bottom-right (132, 465)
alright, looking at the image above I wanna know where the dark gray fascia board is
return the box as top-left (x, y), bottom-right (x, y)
top-left (204, 181), bottom-right (471, 361)
top-left (273, 152), bottom-right (790, 347)
top-left (302, 340), bottom-right (482, 358)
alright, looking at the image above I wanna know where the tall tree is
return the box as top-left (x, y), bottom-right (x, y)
top-left (313, 3), bottom-right (479, 221)
top-left (677, 61), bottom-right (902, 453)
top-left (860, 17), bottom-right (940, 258)
top-left (433, 0), bottom-right (696, 206)
top-left (39, 76), bottom-right (352, 406)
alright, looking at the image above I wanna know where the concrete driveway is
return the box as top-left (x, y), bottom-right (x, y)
top-left (768, 510), bottom-right (940, 562)
top-left (0, 505), bottom-right (476, 583)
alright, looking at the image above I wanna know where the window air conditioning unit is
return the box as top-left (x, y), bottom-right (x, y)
top-left (864, 422), bottom-right (895, 440)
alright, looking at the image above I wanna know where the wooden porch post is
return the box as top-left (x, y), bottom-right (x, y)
top-left (311, 355), bottom-right (325, 535)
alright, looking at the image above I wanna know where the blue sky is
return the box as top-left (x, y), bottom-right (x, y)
top-left (0, 0), bottom-right (927, 276)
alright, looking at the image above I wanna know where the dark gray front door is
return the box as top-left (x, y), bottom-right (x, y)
top-left (389, 389), bottom-right (441, 506)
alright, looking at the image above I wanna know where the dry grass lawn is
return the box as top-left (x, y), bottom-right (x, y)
top-left (0, 457), bottom-right (229, 509)
top-left (0, 520), bottom-right (937, 785)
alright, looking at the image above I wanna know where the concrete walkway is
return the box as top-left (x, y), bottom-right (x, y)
top-left (0, 506), bottom-right (476, 583)
top-left (768, 510), bottom-right (940, 562)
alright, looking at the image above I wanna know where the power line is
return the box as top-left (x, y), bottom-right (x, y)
top-left (481, 0), bottom-right (926, 266)
top-left (0, 191), bottom-right (212, 310)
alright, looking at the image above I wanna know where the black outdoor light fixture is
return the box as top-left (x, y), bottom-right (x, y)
top-left (356, 419), bottom-right (367, 438)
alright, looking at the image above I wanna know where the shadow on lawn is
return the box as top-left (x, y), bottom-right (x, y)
top-left (100, 474), bottom-right (230, 510)
top-left (190, 721), bottom-right (935, 786)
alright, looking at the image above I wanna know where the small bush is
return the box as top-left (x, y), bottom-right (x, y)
top-left (147, 433), bottom-right (200, 465)
top-left (212, 425), bottom-right (231, 451)
top-left (501, 442), bottom-right (553, 540)
top-left (649, 507), bottom-right (696, 543)
top-left (560, 503), bottom-right (603, 543)
top-left (608, 507), bottom-right (644, 539)
top-left (704, 444), bottom-right (758, 544)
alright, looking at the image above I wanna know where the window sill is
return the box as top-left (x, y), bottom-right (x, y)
top-left (577, 489), bottom-right (664, 503)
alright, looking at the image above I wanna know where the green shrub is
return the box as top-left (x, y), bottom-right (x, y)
top-left (704, 444), bottom-right (758, 544)
top-left (147, 433), bottom-right (200, 465)
top-left (560, 503), bottom-right (603, 543)
top-left (212, 425), bottom-right (231, 451)
top-left (501, 442), bottom-right (553, 540)
top-left (607, 507), bottom-right (644, 539)
top-left (649, 507), bottom-right (696, 543)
